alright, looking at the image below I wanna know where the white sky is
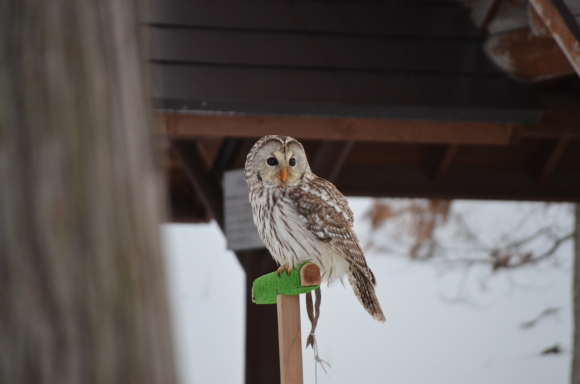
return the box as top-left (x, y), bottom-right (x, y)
top-left (161, 198), bottom-right (573, 384)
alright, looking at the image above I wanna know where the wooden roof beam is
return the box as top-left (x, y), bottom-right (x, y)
top-left (484, 26), bottom-right (576, 82)
top-left (536, 136), bottom-right (571, 184)
top-left (310, 141), bottom-right (353, 183)
top-left (529, 0), bottom-right (580, 76)
top-left (336, 165), bottom-right (580, 202)
top-left (161, 111), bottom-right (580, 146)
top-left (167, 168), bottom-right (210, 223)
top-left (161, 112), bottom-right (516, 145)
top-left (471, 0), bottom-right (502, 29)
top-left (171, 139), bottom-right (225, 231)
top-left (211, 138), bottom-right (242, 180)
top-left (517, 111), bottom-right (580, 140)
top-left (429, 144), bottom-right (460, 183)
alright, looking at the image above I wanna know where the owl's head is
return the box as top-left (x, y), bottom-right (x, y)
top-left (245, 135), bottom-right (310, 188)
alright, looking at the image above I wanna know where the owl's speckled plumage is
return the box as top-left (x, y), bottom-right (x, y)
top-left (244, 135), bottom-right (385, 322)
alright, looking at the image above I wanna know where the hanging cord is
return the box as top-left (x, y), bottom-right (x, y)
top-left (306, 288), bottom-right (331, 383)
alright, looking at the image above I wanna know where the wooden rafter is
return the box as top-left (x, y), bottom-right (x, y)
top-left (337, 165), bottom-right (580, 202)
top-left (161, 112), bottom-right (517, 145)
top-left (211, 138), bottom-right (242, 180)
top-left (161, 110), bottom-right (580, 145)
top-left (429, 144), bottom-right (460, 183)
top-left (310, 141), bottom-right (353, 183)
top-left (529, 0), bottom-right (580, 76)
top-left (517, 111), bottom-right (580, 140)
top-left (471, 0), bottom-right (502, 28)
top-left (171, 140), bottom-right (225, 230)
top-left (536, 136), bottom-right (571, 184)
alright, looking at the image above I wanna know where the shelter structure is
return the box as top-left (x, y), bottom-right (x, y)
top-left (147, 1), bottom-right (580, 383)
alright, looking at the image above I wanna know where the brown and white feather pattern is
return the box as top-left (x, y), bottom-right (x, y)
top-left (245, 135), bottom-right (385, 322)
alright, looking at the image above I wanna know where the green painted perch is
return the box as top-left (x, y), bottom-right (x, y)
top-left (252, 262), bottom-right (321, 304)
top-left (252, 262), bottom-right (322, 384)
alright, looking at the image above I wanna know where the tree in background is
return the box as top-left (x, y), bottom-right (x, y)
top-left (366, 199), bottom-right (573, 276)
top-left (0, 1), bottom-right (176, 383)
top-left (366, 198), bottom-right (578, 380)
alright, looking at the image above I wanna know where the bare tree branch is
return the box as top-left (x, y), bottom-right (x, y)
top-left (520, 307), bottom-right (560, 329)
top-left (366, 199), bottom-right (574, 274)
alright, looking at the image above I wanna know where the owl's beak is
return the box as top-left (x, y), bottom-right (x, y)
top-left (279, 167), bottom-right (288, 182)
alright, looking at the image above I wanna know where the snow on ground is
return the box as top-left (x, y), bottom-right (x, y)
top-left (162, 198), bottom-right (573, 384)
top-left (162, 224), bottom-right (245, 384)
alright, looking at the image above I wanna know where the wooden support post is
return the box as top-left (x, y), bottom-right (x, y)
top-left (275, 263), bottom-right (321, 384)
top-left (252, 263), bottom-right (321, 384)
top-left (243, 251), bottom-right (281, 384)
top-left (277, 295), bottom-right (304, 384)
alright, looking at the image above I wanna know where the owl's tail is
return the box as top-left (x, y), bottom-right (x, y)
top-left (348, 266), bottom-right (386, 322)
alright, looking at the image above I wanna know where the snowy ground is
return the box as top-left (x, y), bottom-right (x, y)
top-left (161, 198), bottom-right (573, 384)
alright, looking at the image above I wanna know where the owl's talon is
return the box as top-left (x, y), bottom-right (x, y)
top-left (277, 266), bottom-right (292, 277)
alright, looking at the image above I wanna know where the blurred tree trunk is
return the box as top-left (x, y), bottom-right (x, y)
top-left (0, 1), bottom-right (176, 383)
top-left (573, 204), bottom-right (580, 384)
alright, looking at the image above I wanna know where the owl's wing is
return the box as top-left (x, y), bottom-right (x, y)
top-left (288, 177), bottom-right (375, 284)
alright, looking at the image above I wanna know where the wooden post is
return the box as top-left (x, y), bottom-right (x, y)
top-left (271, 262), bottom-right (321, 384)
top-left (528, 0), bottom-right (580, 76)
top-left (252, 262), bottom-right (321, 384)
top-left (244, 251), bottom-right (281, 384)
top-left (277, 295), bottom-right (304, 384)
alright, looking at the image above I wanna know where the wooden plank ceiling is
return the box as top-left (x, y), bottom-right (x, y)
top-left (148, 0), bottom-right (580, 223)
top-left (149, 0), bottom-right (543, 121)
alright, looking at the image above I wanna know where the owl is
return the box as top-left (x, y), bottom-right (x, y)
top-left (244, 135), bottom-right (385, 322)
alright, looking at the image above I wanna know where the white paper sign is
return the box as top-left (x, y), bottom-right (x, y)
top-left (224, 169), bottom-right (265, 251)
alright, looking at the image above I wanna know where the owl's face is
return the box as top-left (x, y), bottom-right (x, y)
top-left (248, 136), bottom-right (309, 188)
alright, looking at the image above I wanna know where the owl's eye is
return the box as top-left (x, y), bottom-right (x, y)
top-left (267, 157), bottom-right (278, 166)
top-left (289, 158), bottom-right (296, 166)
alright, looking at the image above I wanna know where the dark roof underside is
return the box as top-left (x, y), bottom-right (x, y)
top-left (149, 0), bottom-right (580, 222)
